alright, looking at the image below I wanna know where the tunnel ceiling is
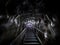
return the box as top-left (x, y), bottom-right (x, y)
top-left (0, 0), bottom-right (59, 16)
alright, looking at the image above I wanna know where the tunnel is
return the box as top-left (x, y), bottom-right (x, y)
top-left (0, 0), bottom-right (60, 45)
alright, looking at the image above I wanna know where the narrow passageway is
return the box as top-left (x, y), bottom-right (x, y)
top-left (23, 29), bottom-right (40, 45)
top-left (0, 0), bottom-right (60, 45)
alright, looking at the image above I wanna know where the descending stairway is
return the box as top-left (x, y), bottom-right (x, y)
top-left (23, 29), bottom-right (40, 45)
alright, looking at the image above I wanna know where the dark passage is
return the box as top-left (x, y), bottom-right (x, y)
top-left (0, 0), bottom-right (60, 45)
top-left (23, 29), bottom-right (40, 45)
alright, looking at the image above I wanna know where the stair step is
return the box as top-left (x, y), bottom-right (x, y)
top-left (24, 37), bottom-right (37, 40)
top-left (25, 37), bottom-right (37, 39)
top-left (25, 35), bottom-right (35, 37)
top-left (24, 42), bottom-right (40, 45)
top-left (24, 38), bottom-right (37, 40)
top-left (24, 40), bottom-right (37, 41)
top-left (24, 41), bottom-right (39, 43)
top-left (24, 40), bottom-right (38, 42)
top-left (24, 30), bottom-right (40, 45)
top-left (25, 37), bottom-right (36, 39)
top-left (24, 39), bottom-right (38, 41)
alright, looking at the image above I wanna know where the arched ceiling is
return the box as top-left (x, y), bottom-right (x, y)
top-left (0, 0), bottom-right (59, 16)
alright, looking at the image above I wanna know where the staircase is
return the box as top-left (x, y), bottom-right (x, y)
top-left (23, 29), bottom-right (40, 45)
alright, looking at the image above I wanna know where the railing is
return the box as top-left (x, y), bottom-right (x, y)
top-left (34, 27), bottom-right (44, 45)
top-left (10, 28), bottom-right (27, 45)
top-left (34, 25), bottom-right (55, 45)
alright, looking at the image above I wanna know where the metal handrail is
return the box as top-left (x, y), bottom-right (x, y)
top-left (34, 27), bottom-right (44, 34)
top-left (10, 28), bottom-right (26, 45)
top-left (48, 26), bottom-right (55, 38)
top-left (36, 33), bottom-right (43, 45)
top-left (45, 15), bottom-right (52, 22)
top-left (34, 27), bottom-right (44, 45)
